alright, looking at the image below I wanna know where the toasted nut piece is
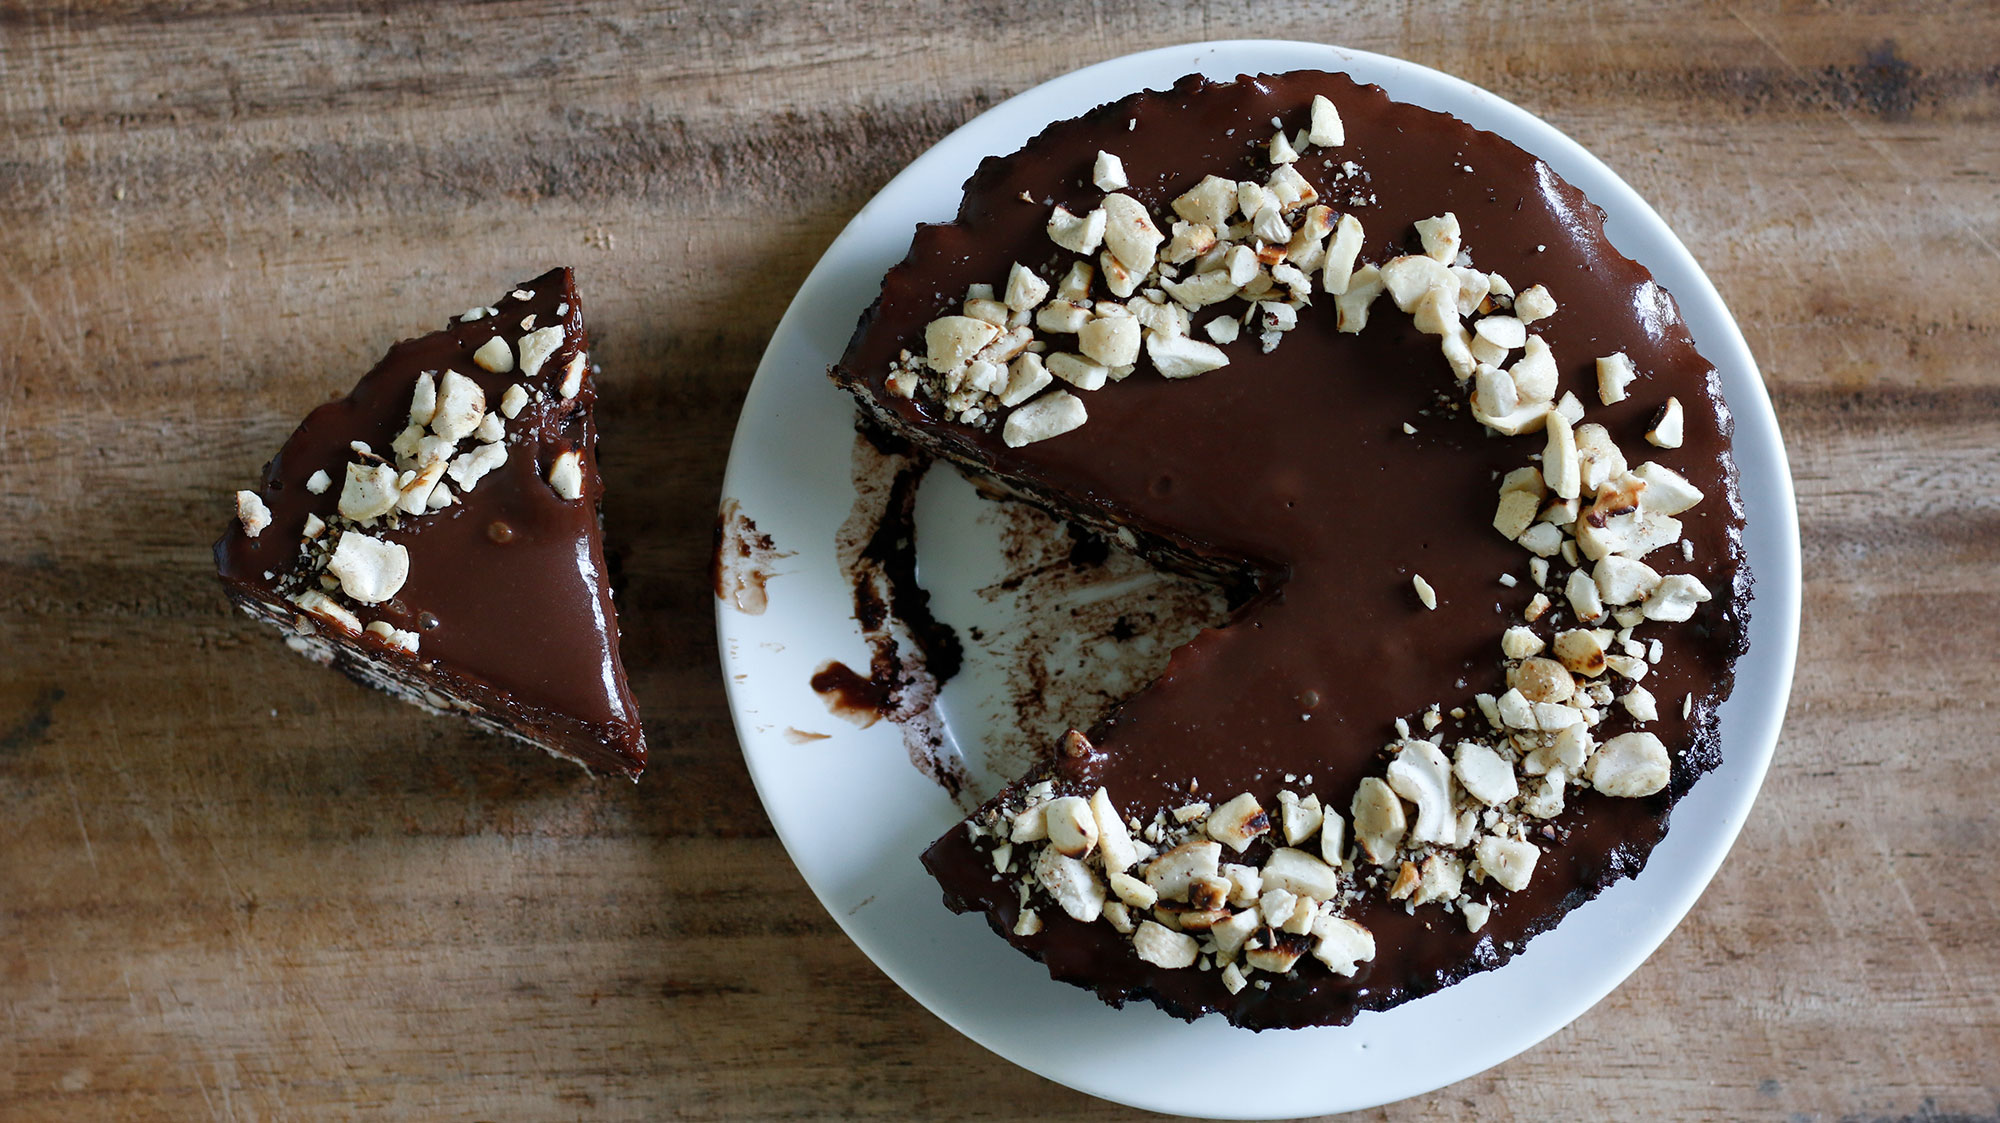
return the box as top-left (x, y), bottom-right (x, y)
top-left (1090, 788), bottom-right (1140, 874)
top-left (1642, 573), bottom-right (1712, 622)
top-left (1386, 741), bottom-right (1456, 845)
top-left (395, 456), bottom-right (449, 515)
top-left (1334, 263), bottom-right (1385, 334)
top-left (1310, 915), bottom-right (1375, 976)
top-left (1220, 961), bottom-right (1249, 993)
top-left (1034, 847), bottom-right (1106, 922)
top-left (1100, 193), bottom-right (1163, 278)
top-left (1187, 875), bottom-right (1232, 911)
top-left (1145, 838), bottom-right (1223, 901)
top-left (1046, 204), bottom-right (1107, 254)
top-left (1414, 213), bottom-right (1461, 263)
top-left (1566, 567), bottom-right (1607, 624)
top-left (925, 316), bottom-right (1002, 373)
top-left (1261, 847), bottom-right (1341, 900)
top-left (1510, 656), bottom-right (1575, 704)
top-left (1597, 351), bottom-right (1638, 405)
top-left (234, 490), bottom-right (272, 537)
top-left (962, 297), bottom-right (1008, 327)
top-left (1380, 254), bottom-right (1459, 312)
top-left (446, 441), bottom-right (507, 493)
top-left (1161, 220), bottom-right (1219, 266)
top-left (517, 325), bottom-right (564, 381)
top-left (1092, 150), bottom-right (1128, 191)
top-left (1276, 790), bottom-right (1323, 846)
top-left (289, 589), bottom-right (362, 633)
top-left (1594, 555), bottom-right (1663, 605)
top-left (1040, 795), bottom-right (1097, 859)
top-left (1415, 853), bottom-right (1467, 905)
top-left (1553, 628), bottom-right (1608, 676)
top-left (472, 335), bottom-right (513, 373)
top-left (1008, 802), bottom-right (1048, 843)
top-left (1210, 908), bottom-right (1260, 955)
top-left (1647, 396), bottom-right (1685, 448)
top-left (1308, 93), bottom-right (1345, 146)
top-left (1454, 742), bottom-right (1519, 806)
top-left (429, 370), bottom-right (487, 443)
top-left (1573, 423), bottom-right (1627, 493)
top-left (1590, 731), bottom-right (1672, 797)
top-left (363, 619), bottom-right (419, 654)
top-left (1002, 391), bottom-right (1087, 447)
top-left (1146, 332), bottom-right (1230, 379)
top-left (1623, 685), bottom-right (1660, 722)
top-left (1246, 936), bottom-right (1309, 974)
top-left (1632, 461), bottom-right (1704, 515)
top-left (473, 410), bottom-right (505, 444)
top-left (1167, 905), bottom-right (1232, 933)
top-left (1132, 920), bottom-right (1199, 969)
top-left (1351, 777), bottom-right (1406, 864)
top-left (326, 531), bottom-right (409, 604)
top-left (1476, 835), bottom-right (1540, 892)
top-left (338, 462), bottom-right (401, 522)
top-left (1097, 250), bottom-right (1141, 298)
top-left (557, 352), bottom-right (587, 399)
top-left (1205, 793), bottom-right (1271, 853)
top-left (1077, 315), bottom-right (1142, 368)
top-left (1108, 870), bottom-right (1158, 909)
top-left (1266, 162), bottom-right (1316, 210)
top-left (1102, 900), bottom-right (1133, 933)
top-left (1514, 284), bottom-right (1557, 323)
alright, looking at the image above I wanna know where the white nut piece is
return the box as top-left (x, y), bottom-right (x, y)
top-left (1385, 740), bottom-right (1456, 845)
top-left (1594, 555), bottom-right (1663, 605)
top-left (409, 371), bottom-right (439, 427)
top-left (559, 351), bottom-right (587, 399)
top-left (1622, 685), bottom-right (1660, 722)
top-left (1144, 838), bottom-right (1222, 901)
top-left (446, 440), bottom-right (508, 493)
top-left (1046, 204), bottom-right (1107, 255)
top-left (1632, 461), bottom-right (1705, 515)
top-left (499, 383), bottom-right (529, 420)
top-left (1276, 790), bottom-right (1323, 846)
top-left (517, 325), bottom-right (565, 381)
top-left (925, 316), bottom-right (1002, 373)
top-left (1647, 397), bottom-right (1686, 448)
top-left (1170, 174), bottom-right (1236, 229)
top-left (1003, 262), bottom-right (1050, 313)
top-left (538, 448), bottom-right (581, 502)
top-left (1511, 335), bottom-right (1559, 405)
top-left (1514, 284), bottom-right (1557, 323)
top-left (338, 462), bottom-right (401, 522)
top-left (1597, 351), bottom-right (1637, 405)
top-left (1044, 795), bottom-right (1099, 859)
top-left (1454, 742), bottom-right (1519, 806)
top-left (1205, 792), bottom-right (1271, 853)
top-left (1642, 573), bottom-right (1713, 622)
top-left (1008, 801), bottom-right (1048, 843)
top-left (1553, 628), bottom-right (1608, 677)
top-left (326, 531), bottom-right (409, 604)
top-left (1145, 331), bottom-right (1230, 380)
top-left (1261, 847), bottom-right (1340, 900)
top-left (1414, 212), bottom-right (1461, 263)
top-left (431, 370), bottom-right (487, 442)
top-left (1107, 869), bottom-right (1157, 910)
top-left (1379, 254), bottom-right (1458, 312)
top-left (1501, 625), bottom-right (1546, 660)
top-left (1310, 915), bottom-right (1375, 976)
top-left (1351, 776), bottom-right (1407, 864)
top-left (1077, 315), bottom-right (1141, 368)
top-left (1001, 390), bottom-right (1087, 448)
top-left (1308, 93), bottom-right (1345, 146)
top-left (1475, 315), bottom-right (1527, 351)
top-left (1034, 846), bottom-right (1106, 923)
top-left (1092, 150), bottom-right (1128, 191)
top-left (1590, 731), bottom-right (1672, 797)
top-left (471, 335), bottom-right (513, 373)
top-left (1132, 920), bottom-right (1199, 969)
top-left (1476, 835), bottom-right (1540, 892)
top-left (1045, 351), bottom-right (1108, 391)
top-left (1090, 788), bottom-right (1140, 874)
top-left (234, 490), bottom-right (272, 537)
top-left (1566, 567), bottom-right (1607, 623)
top-left (289, 589), bottom-right (362, 633)
top-left (1210, 908), bottom-right (1260, 955)
top-left (1100, 193), bottom-right (1163, 278)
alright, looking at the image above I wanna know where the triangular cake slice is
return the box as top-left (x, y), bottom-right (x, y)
top-left (216, 267), bottom-right (646, 778)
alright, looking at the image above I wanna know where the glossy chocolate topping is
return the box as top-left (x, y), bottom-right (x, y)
top-left (216, 268), bottom-right (646, 777)
top-left (832, 72), bottom-right (1750, 1027)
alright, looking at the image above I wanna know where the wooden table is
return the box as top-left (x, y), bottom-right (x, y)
top-left (4, 3), bottom-right (1995, 1118)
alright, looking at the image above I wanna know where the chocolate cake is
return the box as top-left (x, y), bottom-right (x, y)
top-left (216, 268), bottom-right (646, 778)
top-left (829, 72), bottom-right (1750, 1028)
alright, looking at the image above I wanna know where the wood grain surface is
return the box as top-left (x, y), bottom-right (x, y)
top-left (4, 2), bottom-right (1997, 1119)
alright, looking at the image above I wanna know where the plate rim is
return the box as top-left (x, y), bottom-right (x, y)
top-left (716, 38), bottom-right (1802, 1118)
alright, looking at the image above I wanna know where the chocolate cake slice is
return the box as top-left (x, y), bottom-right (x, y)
top-left (830, 72), bottom-right (1750, 1028)
top-left (216, 268), bottom-right (646, 778)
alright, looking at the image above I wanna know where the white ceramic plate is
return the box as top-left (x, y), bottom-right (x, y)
top-left (716, 40), bottom-right (1801, 1118)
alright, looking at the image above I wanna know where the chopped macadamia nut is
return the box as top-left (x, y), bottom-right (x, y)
top-left (1647, 397), bottom-right (1685, 448)
top-left (1267, 128), bottom-right (1299, 165)
top-left (517, 326), bottom-right (564, 380)
top-left (1476, 835), bottom-right (1540, 892)
top-left (926, 316), bottom-right (1002, 373)
top-left (1046, 351), bottom-right (1109, 391)
top-left (1262, 847), bottom-right (1341, 900)
top-left (431, 370), bottom-right (487, 442)
top-left (1107, 870), bottom-right (1157, 910)
top-left (1308, 93), bottom-right (1345, 146)
top-left (1514, 284), bottom-right (1557, 323)
top-left (1003, 263), bottom-right (1050, 313)
top-left (1044, 795), bottom-right (1099, 859)
top-left (1145, 839), bottom-right (1223, 900)
top-left (339, 462), bottom-right (401, 522)
top-left (1642, 573), bottom-right (1712, 622)
top-left (474, 411), bottom-right (505, 444)
top-left (1594, 556), bottom-right (1663, 606)
top-left (1046, 204), bottom-right (1107, 255)
top-left (1092, 150), bottom-right (1128, 191)
top-left (1277, 790), bottom-right (1323, 846)
top-left (1351, 776), bottom-right (1407, 863)
top-left (1454, 742), bottom-right (1519, 806)
top-left (289, 589), bottom-right (361, 633)
top-left (499, 383), bottom-right (529, 419)
top-left (1632, 461), bottom-right (1704, 515)
top-left (1597, 351), bottom-right (1638, 405)
top-left (559, 351), bottom-right (587, 399)
top-left (1077, 315), bottom-right (1142, 367)
top-left (305, 469), bottom-right (332, 495)
top-left (408, 371), bottom-right (439, 427)
top-left (1510, 336), bottom-right (1559, 405)
top-left (326, 531), bottom-right (410, 604)
top-left (1206, 793), bottom-right (1271, 853)
top-left (1002, 391), bottom-right (1088, 448)
top-left (1415, 213), bottom-right (1462, 263)
top-left (1091, 788), bottom-right (1140, 874)
top-left (1146, 332), bottom-right (1230, 379)
top-left (1387, 741), bottom-right (1456, 845)
top-left (1590, 731), bottom-right (1671, 797)
top-left (547, 449), bottom-right (584, 501)
top-left (1133, 920), bottom-right (1200, 969)
top-left (1310, 916), bottom-right (1374, 976)
top-left (1034, 847), bottom-right (1106, 923)
top-left (446, 440), bottom-right (508, 493)
top-left (1622, 685), bottom-right (1660, 722)
top-left (1013, 909), bottom-right (1041, 937)
top-left (472, 336), bottom-right (513, 373)
top-left (1553, 628), bottom-right (1608, 677)
top-left (234, 490), bottom-right (272, 537)
top-left (1171, 174), bottom-right (1237, 229)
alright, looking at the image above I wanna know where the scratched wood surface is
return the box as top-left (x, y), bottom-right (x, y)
top-left (3, 2), bottom-right (1996, 1119)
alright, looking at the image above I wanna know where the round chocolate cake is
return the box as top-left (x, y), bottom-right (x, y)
top-left (829, 70), bottom-right (1750, 1029)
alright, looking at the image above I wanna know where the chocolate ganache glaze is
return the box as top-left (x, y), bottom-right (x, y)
top-left (830, 72), bottom-right (1749, 1028)
top-left (217, 268), bottom-right (646, 778)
